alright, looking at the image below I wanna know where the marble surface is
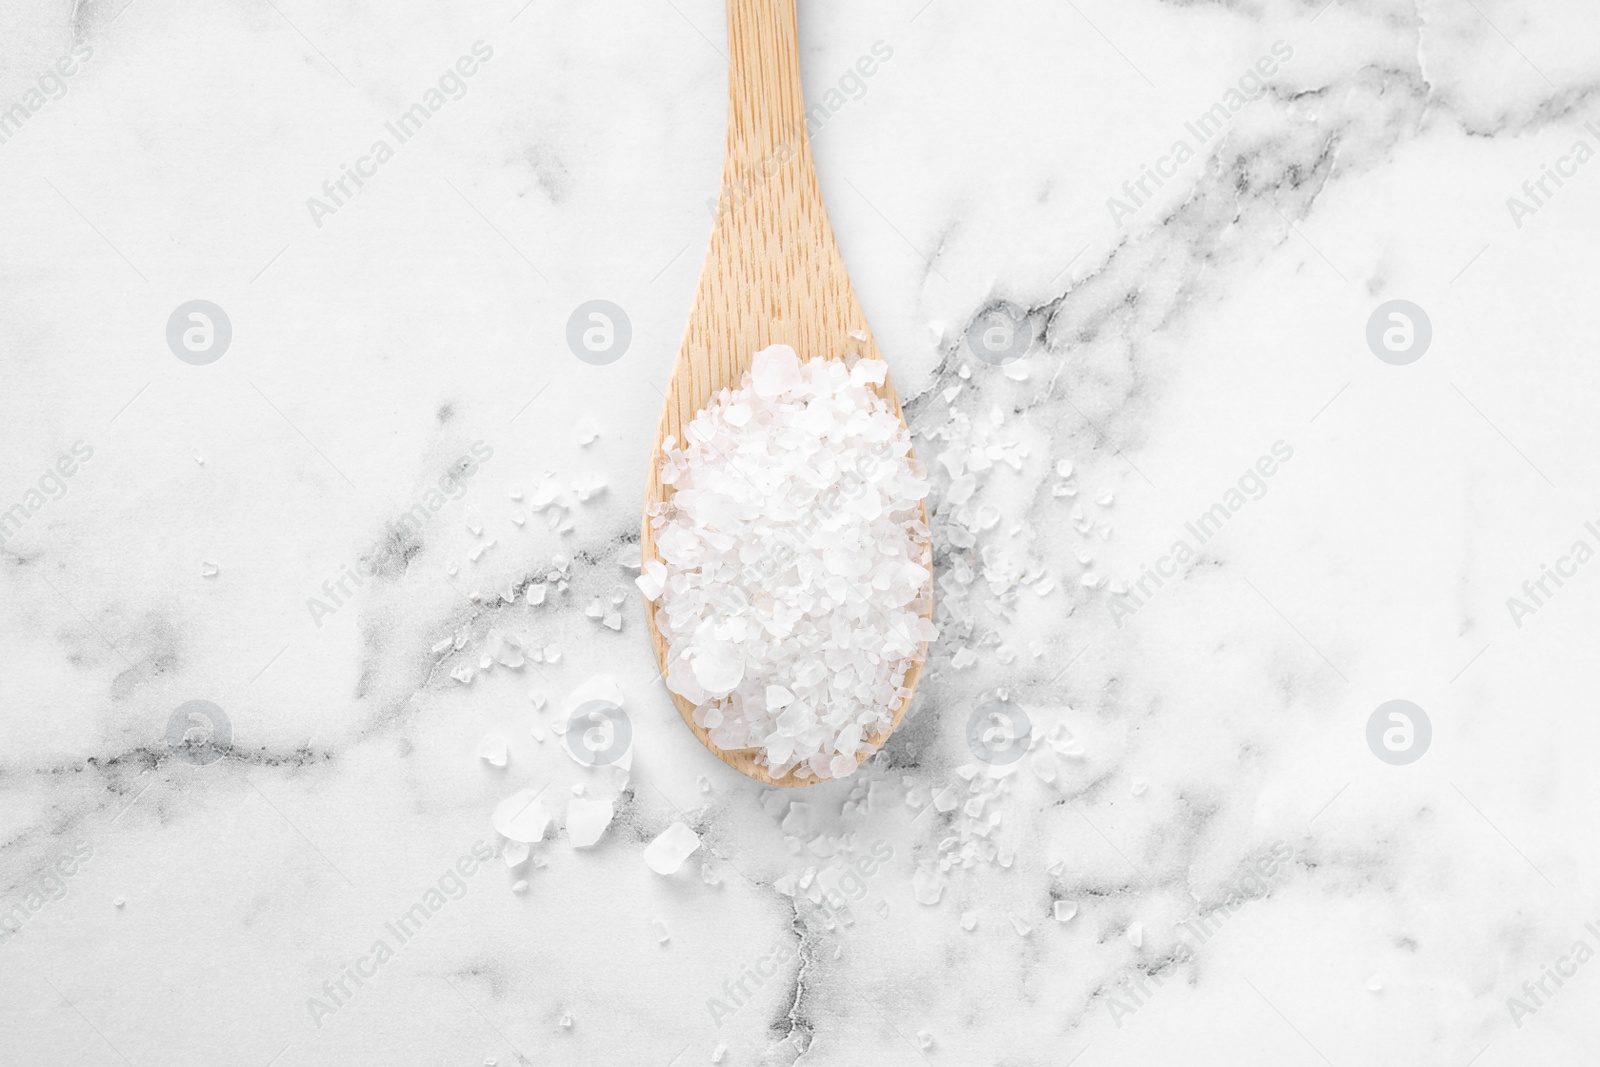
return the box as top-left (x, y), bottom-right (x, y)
top-left (4, 0), bottom-right (1600, 1064)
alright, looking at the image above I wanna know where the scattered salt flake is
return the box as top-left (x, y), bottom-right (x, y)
top-left (1009, 913), bottom-right (1032, 937)
top-left (1131, 779), bottom-right (1147, 796)
top-left (933, 787), bottom-right (960, 813)
top-left (114, 897), bottom-right (125, 908)
top-left (1366, 975), bottom-right (1383, 992)
top-left (468, 540), bottom-right (495, 562)
top-left (527, 584), bottom-right (547, 606)
top-left (712, 1043), bottom-right (727, 1064)
top-left (1096, 491), bottom-right (1114, 507)
top-left (544, 644), bottom-right (563, 663)
top-left (644, 822), bottom-right (701, 874)
top-left (1046, 860), bottom-right (1066, 877)
top-left (781, 803), bottom-right (814, 836)
top-left (573, 420), bottom-right (600, 446)
top-left (477, 733), bottom-right (508, 767)
top-left (450, 665), bottom-right (474, 685)
top-left (947, 474), bottom-right (977, 505)
top-left (486, 629), bottom-right (524, 669)
top-left (511, 878), bottom-right (529, 894)
top-left (1031, 754), bottom-right (1057, 783)
top-left (559, 1013), bottom-right (572, 1029)
top-left (431, 638), bottom-right (452, 655)
top-left (652, 918), bottom-right (670, 944)
top-left (200, 561), bottom-right (219, 577)
top-left (912, 868), bottom-right (944, 905)
top-left (571, 473), bottom-right (606, 502)
top-left (492, 789), bottom-right (552, 843)
top-left (916, 1031), bottom-right (933, 1050)
top-left (503, 840), bottom-right (530, 869)
top-left (566, 796), bottom-right (614, 848)
top-left (602, 611), bottom-right (622, 630)
top-left (951, 647), bottom-right (977, 670)
top-left (960, 911), bottom-right (977, 931)
top-left (1127, 921), bottom-right (1144, 948)
top-left (1053, 901), bottom-right (1078, 922)
top-left (1055, 459), bottom-right (1074, 478)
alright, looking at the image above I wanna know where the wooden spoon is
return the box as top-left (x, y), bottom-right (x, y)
top-left (641, 0), bottom-right (932, 787)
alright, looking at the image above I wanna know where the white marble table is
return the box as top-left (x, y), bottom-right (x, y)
top-left (4, 0), bottom-right (1599, 1064)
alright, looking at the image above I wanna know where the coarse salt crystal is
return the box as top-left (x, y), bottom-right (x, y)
top-left (477, 733), bottom-right (508, 767)
top-left (644, 822), bottom-right (700, 874)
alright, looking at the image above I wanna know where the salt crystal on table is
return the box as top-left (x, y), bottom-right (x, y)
top-left (1009, 913), bottom-right (1032, 937)
top-left (1046, 860), bottom-right (1066, 877)
top-left (644, 822), bottom-right (700, 874)
top-left (566, 797), bottom-right (614, 848)
top-left (527, 585), bottom-right (547, 606)
top-left (917, 1030), bottom-right (933, 1049)
top-left (912, 868), bottom-right (943, 905)
top-left (511, 879), bottom-right (528, 894)
top-left (602, 612), bottom-right (622, 630)
top-left (1053, 901), bottom-right (1077, 922)
top-left (487, 630), bottom-right (524, 669)
top-left (503, 840), bottom-right (530, 868)
top-left (451, 665), bottom-right (474, 685)
top-left (652, 919), bottom-right (670, 944)
top-left (477, 733), bottom-right (508, 767)
top-left (492, 789), bottom-right (552, 843)
top-left (946, 474), bottom-right (976, 505)
top-left (960, 911), bottom-right (977, 931)
top-left (1366, 975), bottom-right (1383, 992)
top-left (1055, 459), bottom-right (1073, 478)
top-left (1127, 921), bottom-right (1144, 947)
top-left (781, 803), bottom-right (813, 836)
top-left (712, 1043), bottom-right (726, 1064)
top-left (1131, 779), bottom-right (1147, 796)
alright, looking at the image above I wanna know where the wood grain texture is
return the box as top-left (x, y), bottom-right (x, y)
top-left (641, 0), bottom-right (933, 787)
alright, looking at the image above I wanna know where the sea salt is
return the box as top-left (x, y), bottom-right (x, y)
top-left (642, 346), bottom-right (934, 780)
top-left (644, 822), bottom-right (701, 875)
top-left (492, 789), bottom-right (552, 843)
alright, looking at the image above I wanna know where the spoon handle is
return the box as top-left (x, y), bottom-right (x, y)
top-left (725, 0), bottom-right (810, 167)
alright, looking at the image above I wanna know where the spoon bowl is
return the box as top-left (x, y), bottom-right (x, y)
top-left (641, 0), bottom-right (932, 786)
